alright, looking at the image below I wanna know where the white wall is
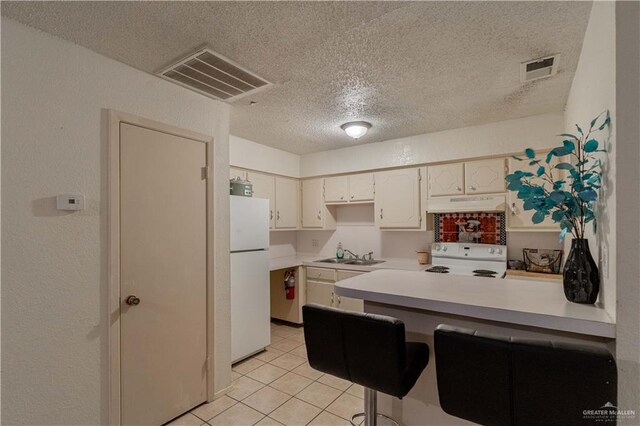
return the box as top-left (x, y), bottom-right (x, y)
top-left (563, 1), bottom-right (616, 318)
top-left (230, 135), bottom-right (300, 177)
top-left (614, 1), bottom-right (640, 419)
top-left (300, 113), bottom-right (564, 177)
top-left (296, 205), bottom-right (432, 259)
top-left (1, 19), bottom-right (231, 425)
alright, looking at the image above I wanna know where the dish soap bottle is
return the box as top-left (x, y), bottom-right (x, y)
top-left (336, 242), bottom-right (344, 259)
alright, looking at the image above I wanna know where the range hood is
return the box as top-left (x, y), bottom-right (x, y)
top-left (426, 195), bottom-right (506, 213)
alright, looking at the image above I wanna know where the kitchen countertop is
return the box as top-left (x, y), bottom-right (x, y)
top-left (269, 255), bottom-right (428, 272)
top-left (334, 269), bottom-right (615, 338)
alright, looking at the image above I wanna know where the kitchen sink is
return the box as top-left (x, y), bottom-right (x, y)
top-left (317, 258), bottom-right (351, 264)
top-left (345, 259), bottom-right (385, 266)
top-left (316, 258), bottom-right (385, 266)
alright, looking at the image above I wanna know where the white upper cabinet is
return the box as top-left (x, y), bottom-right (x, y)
top-left (324, 176), bottom-right (348, 203)
top-left (230, 167), bottom-right (246, 181)
top-left (375, 168), bottom-right (422, 229)
top-left (302, 178), bottom-right (336, 229)
top-left (348, 173), bottom-right (375, 202)
top-left (465, 158), bottom-right (506, 194)
top-left (324, 173), bottom-right (374, 203)
top-left (506, 153), bottom-right (559, 232)
top-left (275, 177), bottom-right (299, 229)
top-left (302, 179), bottom-right (324, 228)
top-left (428, 163), bottom-right (464, 197)
top-left (246, 171), bottom-right (275, 229)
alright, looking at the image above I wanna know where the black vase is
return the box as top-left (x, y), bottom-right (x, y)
top-left (562, 239), bottom-right (600, 304)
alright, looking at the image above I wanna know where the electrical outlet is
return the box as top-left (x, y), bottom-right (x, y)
top-left (311, 239), bottom-right (319, 248)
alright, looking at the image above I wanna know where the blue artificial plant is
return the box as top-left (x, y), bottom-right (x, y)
top-left (505, 112), bottom-right (610, 240)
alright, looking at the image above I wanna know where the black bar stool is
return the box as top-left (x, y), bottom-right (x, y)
top-left (434, 324), bottom-right (617, 426)
top-left (303, 304), bottom-right (429, 426)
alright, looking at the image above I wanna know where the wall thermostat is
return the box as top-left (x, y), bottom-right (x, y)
top-left (56, 194), bottom-right (85, 211)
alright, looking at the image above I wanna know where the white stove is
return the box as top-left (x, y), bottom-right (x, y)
top-left (428, 242), bottom-right (507, 278)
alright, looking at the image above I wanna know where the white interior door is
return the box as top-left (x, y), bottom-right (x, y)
top-left (120, 123), bottom-right (208, 425)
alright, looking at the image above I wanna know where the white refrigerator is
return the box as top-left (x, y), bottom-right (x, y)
top-left (230, 195), bottom-right (271, 363)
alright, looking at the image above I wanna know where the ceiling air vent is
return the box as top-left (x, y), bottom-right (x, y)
top-left (520, 55), bottom-right (559, 83)
top-left (157, 47), bottom-right (271, 102)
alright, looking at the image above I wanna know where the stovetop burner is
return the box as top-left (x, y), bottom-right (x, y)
top-left (426, 266), bottom-right (450, 273)
top-left (473, 269), bottom-right (498, 275)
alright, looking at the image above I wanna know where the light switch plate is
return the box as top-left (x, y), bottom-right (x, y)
top-left (56, 194), bottom-right (85, 211)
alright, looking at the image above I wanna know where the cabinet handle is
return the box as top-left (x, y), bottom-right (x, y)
top-left (457, 186), bottom-right (462, 191)
top-left (317, 210), bottom-right (322, 220)
top-left (337, 296), bottom-right (341, 306)
top-left (331, 292), bottom-right (334, 305)
top-left (380, 208), bottom-right (383, 219)
top-left (276, 211), bottom-right (280, 220)
top-left (470, 186), bottom-right (476, 191)
top-left (350, 195), bottom-right (354, 199)
top-left (340, 196), bottom-right (344, 200)
top-left (270, 210), bottom-right (273, 220)
top-left (511, 202), bottom-right (517, 216)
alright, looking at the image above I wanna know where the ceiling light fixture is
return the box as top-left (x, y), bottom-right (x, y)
top-left (340, 121), bottom-right (371, 139)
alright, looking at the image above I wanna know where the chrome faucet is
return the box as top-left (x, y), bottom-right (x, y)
top-left (344, 249), bottom-right (359, 259)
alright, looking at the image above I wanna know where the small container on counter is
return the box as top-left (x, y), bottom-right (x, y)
top-left (417, 251), bottom-right (430, 265)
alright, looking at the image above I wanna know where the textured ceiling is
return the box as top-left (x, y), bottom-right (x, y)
top-left (2, 1), bottom-right (592, 154)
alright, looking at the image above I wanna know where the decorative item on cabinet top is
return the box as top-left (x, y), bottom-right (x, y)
top-left (434, 212), bottom-right (506, 245)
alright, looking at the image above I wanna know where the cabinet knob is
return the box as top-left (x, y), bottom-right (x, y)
top-left (276, 211), bottom-right (280, 220)
top-left (457, 186), bottom-right (462, 191)
top-left (350, 195), bottom-right (354, 199)
top-left (470, 186), bottom-right (476, 191)
top-left (270, 210), bottom-right (273, 220)
top-left (340, 196), bottom-right (344, 200)
top-left (380, 208), bottom-right (383, 219)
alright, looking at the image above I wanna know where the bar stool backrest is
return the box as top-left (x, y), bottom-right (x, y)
top-left (303, 303), bottom-right (408, 397)
top-left (434, 324), bottom-right (617, 426)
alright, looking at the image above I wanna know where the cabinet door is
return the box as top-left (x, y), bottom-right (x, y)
top-left (465, 159), bottom-right (506, 194)
top-left (428, 163), bottom-right (464, 196)
top-left (336, 270), bottom-right (364, 312)
top-left (324, 176), bottom-right (348, 203)
top-left (506, 154), bottom-right (559, 231)
top-left (246, 171), bottom-right (276, 229)
top-left (301, 179), bottom-right (324, 228)
top-left (337, 295), bottom-right (363, 312)
top-left (375, 168), bottom-right (421, 229)
top-left (230, 167), bottom-right (246, 180)
top-left (275, 177), bottom-right (299, 229)
top-left (306, 280), bottom-right (335, 307)
top-left (348, 173), bottom-right (375, 202)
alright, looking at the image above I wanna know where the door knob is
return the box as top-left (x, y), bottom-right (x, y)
top-left (125, 295), bottom-right (141, 306)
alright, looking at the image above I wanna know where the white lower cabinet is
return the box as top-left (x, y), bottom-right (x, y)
top-left (304, 267), bottom-right (364, 312)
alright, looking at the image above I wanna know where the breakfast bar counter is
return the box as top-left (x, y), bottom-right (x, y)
top-left (334, 269), bottom-right (616, 425)
top-left (335, 268), bottom-right (615, 338)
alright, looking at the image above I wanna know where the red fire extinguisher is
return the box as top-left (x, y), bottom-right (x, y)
top-left (284, 270), bottom-right (296, 300)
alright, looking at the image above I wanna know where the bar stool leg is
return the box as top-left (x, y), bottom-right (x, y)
top-left (351, 388), bottom-right (400, 426)
top-left (364, 388), bottom-right (376, 426)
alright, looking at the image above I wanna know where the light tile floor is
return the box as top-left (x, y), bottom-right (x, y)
top-left (169, 321), bottom-right (365, 426)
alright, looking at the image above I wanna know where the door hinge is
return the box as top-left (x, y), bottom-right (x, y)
top-left (202, 167), bottom-right (210, 180)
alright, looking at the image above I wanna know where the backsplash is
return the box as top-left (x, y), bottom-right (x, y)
top-left (434, 212), bottom-right (506, 245)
